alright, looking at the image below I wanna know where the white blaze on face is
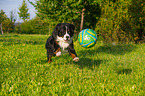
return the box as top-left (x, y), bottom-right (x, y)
top-left (63, 26), bottom-right (70, 41)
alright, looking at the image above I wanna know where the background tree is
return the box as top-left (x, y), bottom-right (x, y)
top-left (2, 18), bottom-right (14, 33)
top-left (0, 10), bottom-right (7, 34)
top-left (128, 0), bottom-right (145, 42)
top-left (28, 0), bottom-right (101, 32)
top-left (18, 0), bottom-right (30, 21)
top-left (10, 10), bottom-right (17, 22)
top-left (95, 0), bottom-right (145, 43)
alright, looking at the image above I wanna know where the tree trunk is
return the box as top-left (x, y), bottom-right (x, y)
top-left (1, 22), bottom-right (3, 35)
top-left (80, 8), bottom-right (85, 31)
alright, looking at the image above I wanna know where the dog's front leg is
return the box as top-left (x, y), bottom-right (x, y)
top-left (68, 48), bottom-right (79, 62)
top-left (54, 48), bottom-right (61, 57)
top-left (71, 53), bottom-right (79, 62)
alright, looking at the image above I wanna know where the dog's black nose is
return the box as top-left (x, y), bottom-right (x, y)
top-left (66, 36), bottom-right (69, 39)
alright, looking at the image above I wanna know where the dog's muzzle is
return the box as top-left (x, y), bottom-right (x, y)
top-left (64, 35), bottom-right (70, 41)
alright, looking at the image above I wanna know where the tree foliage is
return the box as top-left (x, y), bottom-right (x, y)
top-left (15, 17), bottom-right (51, 34)
top-left (0, 10), bottom-right (6, 34)
top-left (10, 10), bottom-right (17, 22)
top-left (0, 10), bottom-right (7, 34)
top-left (95, 0), bottom-right (145, 43)
top-left (2, 0), bottom-right (144, 43)
top-left (28, 0), bottom-right (101, 31)
top-left (0, 10), bottom-right (7, 23)
top-left (128, 0), bottom-right (145, 42)
top-left (2, 18), bottom-right (15, 33)
top-left (18, 0), bottom-right (30, 21)
top-left (0, 10), bottom-right (17, 34)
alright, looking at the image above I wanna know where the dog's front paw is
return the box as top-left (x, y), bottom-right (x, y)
top-left (56, 51), bottom-right (61, 57)
top-left (73, 57), bottom-right (79, 62)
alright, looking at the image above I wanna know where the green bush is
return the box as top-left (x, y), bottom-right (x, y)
top-left (20, 20), bottom-right (33, 34)
top-left (14, 0), bottom-right (144, 44)
top-left (128, 0), bottom-right (145, 42)
top-left (95, 0), bottom-right (144, 43)
top-left (15, 17), bottom-right (56, 35)
top-left (2, 18), bottom-right (15, 33)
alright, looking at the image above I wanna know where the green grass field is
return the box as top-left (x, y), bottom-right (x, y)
top-left (0, 34), bottom-right (145, 95)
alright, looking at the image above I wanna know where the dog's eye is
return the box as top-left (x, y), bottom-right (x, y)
top-left (67, 30), bottom-right (70, 33)
top-left (59, 32), bottom-right (62, 36)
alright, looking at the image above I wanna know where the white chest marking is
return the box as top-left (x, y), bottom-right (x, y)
top-left (56, 36), bottom-right (73, 51)
top-left (58, 41), bottom-right (69, 50)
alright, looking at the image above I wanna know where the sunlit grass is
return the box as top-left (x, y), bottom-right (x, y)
top-left (0, 34), bottom-right (145, 95)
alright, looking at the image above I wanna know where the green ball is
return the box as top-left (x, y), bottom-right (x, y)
top-left (78, 29), bottom-right (97, 48)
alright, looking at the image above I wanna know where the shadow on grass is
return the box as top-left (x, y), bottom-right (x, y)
top-left (37, 56), bottom-right (103, 70)
top-left (38, 44), bottom-right (136, 69)
top-left (74, 58), bottom-right (103, 70)
top-left (117, 69), bottom-right (132, 75)
top-left (1, 34), bottom-right (19, 37)
top-left (79, 44), bottom-right (137, 56)
top-left (0, 37), bottom-right (46, 46)
top-left (75, 44), bottom-right (137, 69)
top-left (37, 59), bottom-right (48, 64)
top-left (36, 43), bottom-right (137, 70)
top-left (0, 76), bottom-right (2, 91)
top-left (98, 44), bottom-right (136, 55)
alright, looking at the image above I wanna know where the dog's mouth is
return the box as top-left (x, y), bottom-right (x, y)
top-left (64, 40), bottom-right (69, 42)
top-left (64, 37), bottom-right (70, 42)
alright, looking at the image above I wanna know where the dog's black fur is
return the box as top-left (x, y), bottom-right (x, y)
top-left (45, 23), bottom-right (79, 63)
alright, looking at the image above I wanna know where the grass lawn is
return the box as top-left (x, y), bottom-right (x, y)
top-left (0, 34), bottom-right (145, 95)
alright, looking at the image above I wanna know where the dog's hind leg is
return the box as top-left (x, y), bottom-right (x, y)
top-left (47, 50), bottom-right (52, 63)
top-left (48, 55), bottom-right (52, 63)
top-left (47, 54), bottom-right (52, 63)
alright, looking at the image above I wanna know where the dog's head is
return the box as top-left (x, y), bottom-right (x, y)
top-left (52, 23), bottom-right (75, 42)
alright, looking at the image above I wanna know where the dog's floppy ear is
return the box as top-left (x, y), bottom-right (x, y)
top-left (69, 24), bottom-right (75, 31)
top-left (52, 23), bottom-right (61, 39)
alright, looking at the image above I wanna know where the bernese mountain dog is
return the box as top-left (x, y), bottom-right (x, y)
top-left (45, 23), bottom-right (79, 63)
